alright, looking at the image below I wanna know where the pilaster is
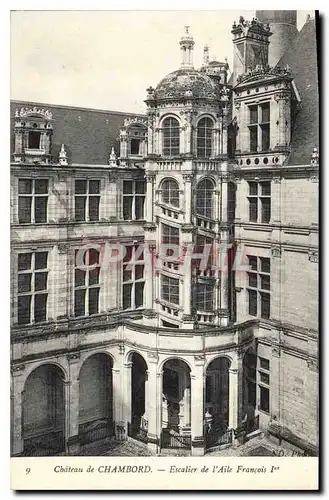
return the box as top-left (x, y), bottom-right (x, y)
top-left (191, 358), bottom-right (205, 456)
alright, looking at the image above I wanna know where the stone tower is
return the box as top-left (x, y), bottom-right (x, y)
top-left (256, 10), bottom-right (298, 67)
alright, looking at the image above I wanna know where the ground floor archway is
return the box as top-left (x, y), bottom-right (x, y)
top-left (22, 364), bottom-right (65, 456)
top-left (78, 353), bottom-right (113, 445)
top-left (161, 359), bottom-right (191, 449)
top-left (129, 352), bottom-right (148, 440)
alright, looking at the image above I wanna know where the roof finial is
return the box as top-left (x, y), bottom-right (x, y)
top-left (179, 25), bottom-right (195, 69)
top-left (109, 146), bottom-right (117, 167)
top-left (203, 45), bottom-right (210, 66)
top-left (58, 144), bottom-right (68, 165)
top-left (311, 146), bottom-right (319, 166)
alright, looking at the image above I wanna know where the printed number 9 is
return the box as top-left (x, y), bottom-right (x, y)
top-left (26, 468), bottom-right (31, 475)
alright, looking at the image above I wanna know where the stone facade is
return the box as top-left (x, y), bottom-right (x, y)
top-left (10, 14), bottom-right (318, 457)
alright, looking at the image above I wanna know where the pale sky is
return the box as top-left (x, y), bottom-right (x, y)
top-left (10, 10), bottom-right (314, 114)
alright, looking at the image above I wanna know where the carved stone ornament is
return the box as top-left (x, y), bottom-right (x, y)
top-left (12, 364), bottom-right (25, 374)
top-left (67, 352), bottom-right (80, 362)
top-left (123, 117), bottom-right (148, 128)
top-left (16, 106), bottom-right (53, 120)
top-left (273, 176), bottom-right (281, 184)
top-left (272, 345), bottom-right (281, 357)
top-left (58, 243), bottom-right (69, 254)
top-left (271, 246), bottom-right (281, 258)
top-left (58, 144), bottom-right (68, 166)
top-left (308, 250), bottom-right (318, 263)
top-left (307, 357), bottom-right (318, 372)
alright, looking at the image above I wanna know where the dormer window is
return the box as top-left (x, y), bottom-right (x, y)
top-left (248, 102), bottom-right (270, 153)
top-left (13, 107), bottom-right (53, 164)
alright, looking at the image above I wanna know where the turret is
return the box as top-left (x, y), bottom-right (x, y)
top-left (256, 10), bottom-right (298, 67)
top-left (179, 25), bottom-right (195, 69)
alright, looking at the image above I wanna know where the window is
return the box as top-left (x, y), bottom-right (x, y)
top-left (17, 251), bottom-right (48, 324)
top-left (161, 179), bottom-right (180, 207)
top-left (122, 180), bottom-right (145, 220)
top-left (18, 178), bottom-right (48, 224)
top-left (247, 181), bottom-right (271, 223)
top-left (197, 117), bottom-right (213, 157)
top-left (192, 235), bottom-right (214, 276)
top-left (194, 282), bottom-right (213, 312)
top-left (163, 117), bottom-right (180, 156)
top-left (74, 248), bottom-right (100, 317)
top-left (248, 102), bottom-right (270, 152)
top-left (28, 131), bottom-right (41, 149)
top-left (258, 357), bottom-right (270, 413)
top-left (196, 178), bottom-right (215, 218)
top-left (122, 245), bottom-right (145, 310)
top-left (161, 275), bottom-right (179, 305)
top-left (247, 255), bottom-right (271, 319)
top-left (130, 139), bottom-right (140, 155)
top-left (75, 180), bottom-right (100, 222)
top-left (162, 223), bottom-right (179, 258)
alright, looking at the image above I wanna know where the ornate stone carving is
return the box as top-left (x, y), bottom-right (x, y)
top-left (182, 173), bottom-right (193, 182)
top-left (67, 352), bottom-right (80, 362)
top-left (272, 345), bottom-right (281, 357)
top-left (147, 351), bottom-right (158, 361)
top-left (58, 144), bottom-right (68, 165)
top-left (145, 174), bottom-right (155, 183)
top-left (118, 345), bottom-right (125, 355)
top-left (123, 117), bottom-right (148, 128)
top-left (15, 107), bottom-right (53, 120)
top-left (273, 176), bottom-right (281, 184)
top-left (58, 243), bottom-right (69, 254)
top-left (271, 246), bottom-right (281, 258)
top-left (12, 364), bottom-right (25, 373)
top-left (108, 147), bottom-right (117, 167)
top-left (308, 250), bottom-right (318, 263)
top-left (307, 357), bottom-right (318, 372)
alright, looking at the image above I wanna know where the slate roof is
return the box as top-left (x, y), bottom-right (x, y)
top-left (276, 17), bottom-right (319, 166)
top-left (10, 100), bottom-right (146, 165)
top-left (154, 68), bottom-right (219, 101)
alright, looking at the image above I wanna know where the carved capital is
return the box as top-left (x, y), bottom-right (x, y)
top-left (272, 345), bottom-right (281, 357)
top-left (147, 351), bottom-right (158, 362)
top-left (118, 345), bottom-right (125, 355)
top-left (182, 173), bottom-right (194, 182)
top-left (273, 176), bottom-right (281, 184)
top-left (308, 250), bottom-right (318, 263)
top-left (145, 174), bottom-right (155, 183)
top-left (271, 245), bottom-right (281, 258)
top-left (307, 357), bottom-right (318, 372)
top-left (58, 243), bottom-right (69, 254)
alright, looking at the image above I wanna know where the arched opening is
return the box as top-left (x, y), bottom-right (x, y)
top-left (78, 353), bottom-right (114, 445)
top-left (161, 359), bottom-right (191, 449)
top-left (129, 352), bottom-right (148, 441)
top-left (162, 117), bottom-right (180, 156)
top-left (196, 178), bottom-right (215, 219)
top-left (242, 348), bottom-right (258, 432)
top-left (205, 357), bottom-right (231, 448)
top-left (22, 364), bottom-right (65, 456)
top-left (197, 117), bottom-right (214, 158)
top-left (160, 178), bottom-right (180, 207)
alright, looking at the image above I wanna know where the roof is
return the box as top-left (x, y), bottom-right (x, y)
top-left (276, 18), bottom-right (319, 165)
top-left (10, 100), bottom-right (146, 165)
top-left (154, 68), bottom-right (219, 101)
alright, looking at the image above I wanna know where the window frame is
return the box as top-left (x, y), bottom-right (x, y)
top-left (160, 178), bottom-right (180, 208)
top-left (18, 178), bottom-right (49, 224)
top-left (196, 178), bottom-right (215, 219)
top-left (162, 117), bottom-right (180, 157)
top-left (247, 181), bottom-right (271, 224)
top-left (17, 251), bottom-right (49, 325)
top-left (122, 180), bottom-right (146, 221)
top-left (74, 248), bottom-right (101, 317)
top-left (197, 117), bottom-right (214, 158)
top-left (161, 274), bottom-right (180, 306)
top-left (74, 179), bottom-right (101, 222)
top-left (248, 102), bottom-right (271, 153)
top-left (122, 245), bottom-right (145, 310)
top-left (247, 255), bottom-right (271, 319)
top-left (258, 356), bottom-right (270, 414)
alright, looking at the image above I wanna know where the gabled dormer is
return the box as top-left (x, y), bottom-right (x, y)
top-left (13, 106), bottom-right (53, 164)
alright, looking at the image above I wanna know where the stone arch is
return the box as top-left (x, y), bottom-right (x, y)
top-left (161, 358), bottom-right (191, 435)
top-left (79, 349), bottom-right (116, 373)
top-left (205, 356), bottom-right (231, 435)
top-left (78, 353), bottom-right (114, 445)
top-left (242, 346), bottom-right (257, 422)
top-left (195, 114), bottom-right (216, 127)
top-left (128, 352), bottom-right (148, 438)
top-left (159, 113), bottom-right (182, 127)
top-left (125, 349), bottom-right (148, 368)
top-left (22, 363), bottom-right (66, 456)
top-left (23, 360), bottom-right (68, 385)
top-left (159, 355), bottom-right (193, 373)
top-left (204, 353), bottom-right (233, 372)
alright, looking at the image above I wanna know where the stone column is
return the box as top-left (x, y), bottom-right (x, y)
top-left (183, 174), bottom-right (193, 224)
top-left (270, 344), bottom-right (281, 422)
top-left (271, 176), bottom-right (281, 225)
top-left (66, 354), bottom-right (80, 454)
top-left (123, 362), bottom-right (132, 426)
top-left (228, 354), bottom-right (243, 436)
top-left (145, 174), bottom-right (154, 223)
top-left (144, 244), bottom-right (155, 311)
top-left (146, 355), bottom-right (160, 453)
top-left (222, 106), bottom-right (228, 155)
top-left (191, 359), bottom-right (205, 456)
top-left (11, 366), bottom-right (25, 456)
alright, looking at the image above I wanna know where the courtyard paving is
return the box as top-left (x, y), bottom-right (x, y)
top-left (78, 434), bottom-right (286, 457)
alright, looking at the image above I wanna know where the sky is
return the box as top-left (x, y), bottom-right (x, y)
top-left (10, 10), bottom-right (314, 114)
